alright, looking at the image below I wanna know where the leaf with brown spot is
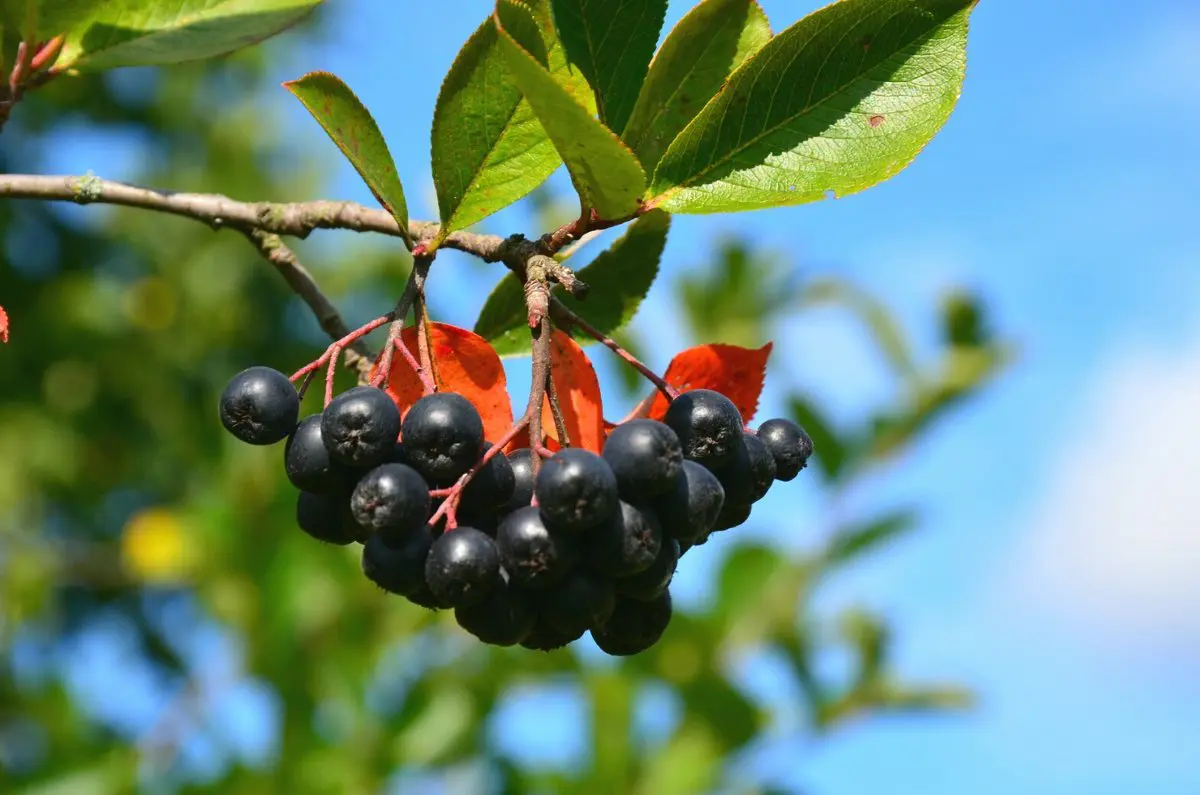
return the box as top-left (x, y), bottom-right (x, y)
top-left (648, 342), bottom-right (773, 424)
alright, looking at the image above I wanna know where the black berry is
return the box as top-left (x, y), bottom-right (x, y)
top-left (296, 490), bottom-right (361, 545)
top-left (520, 615), bottom-right (585, 651)
top-left (285, 415), bottom-right (345, 493)
top-left (496, 506), bottom-right (579, 589)
top-left (219, 366), bottom-right (299, 445)
top-left (501, 448), bottom-right (536, 513)
top-left (350, 463), bottom-right (430, 541)
top-left (535, 448), bottom-right (619, 534)
top-left (361, 523), bottom-right (437, 596)
top-left (321, 386), bottom-right (401, 468)
top-left (424, 527), bottom-right (500, 608)
top-left (614, 538), bottom-right (679, 601)
top-left (655, 460), bottom-right (725, 542)
top-left (586, 500), bottom-right (663, 578)
top-left (712, 501), bottom-right (751, 532)
top-left (455, 570), bottom-right (536, 646)
top-left (714, 432), bottom-right (776, 506)
top-left (663, 389), bottom-right (743, 470)
top-left (401, 392), bottom-right (485, 484)
top-left (460, 443), bottom-right (516, 512)
top-left (540, 570), bottom-right (616, 637)
top-left (591, 590), bottom-right (673, 656)
top-left (602, 419), bottom-right (683, 500)
top-left (756, 418), bottom-right (813, 481)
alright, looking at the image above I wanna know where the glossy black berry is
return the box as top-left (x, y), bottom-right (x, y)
top-left (350, 463), bottom-right (430, 541)
top-left (712, 501), bottom-right (751, 532)
top-left (586, 500), bottom-right (663, 578)
top-left (520, 615), bottom-right (585, 651)
top-left (677, 539), bottom-right (693, 556)
top-left (496, 506), bottom-right (579, 589)
top-left (401, 392), bottom-right (485, 485)
top-left (602, 419), bottom-right (683, 500)
top-left (219, 366), bottom-right (299, 445)
top-left (663, 389), bottom-right (743, 470)
top-left (757, 418), bottom-right (813, 481)
top-left (321, 386), bottom-right (401, 468)
top-left (361, 523), bottom-right (437, 596)
top-left (405, 581), bottom-right (451, 611)
top-left (501, 448), bottom-right (536, 513)
top-left (285, 415), bottom-right (344, 492)
top-left (535, 448), bottom-right (619, 534)
top-left (614, 538), bottom-right (679, 601)
top-left (460, 443), bottom-right (516, 512)
top-left (714, 432), bottom-right (776, 506)
top-left (424, 527), bottom-right (500, 608)
top-left (655, 460), bottom-right (725, 543)
top-left (591, 590), bottom-right (673, 656)
top-left (296, 490), bottom-right (361, 545)
top-left (540, 571), bottom-right (616, 637)
top-left (455, 570), bottom-right (536, 646)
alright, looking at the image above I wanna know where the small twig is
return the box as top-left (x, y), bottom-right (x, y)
top-left (539, 208), bottom-right (640, 255)
top-left (392, 337), bottom-right (436, 395)
top-left (551, 299), bottom-right (678, 401)
top-left (291, 315), bottom-right (393, 382)
top-left (546, 366), bottom-right (571, 447)
top-left (527, 318), bottom-right (553, 473)
top-left (426, 414), bottom-right (533, 527)
top-left (414, 292), bottom-right (436, 393)
top-left (372, 256), bottom-right (431, 388)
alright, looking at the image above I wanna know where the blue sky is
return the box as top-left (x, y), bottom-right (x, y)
top-left (38, 0), bottom-right (1200, 792)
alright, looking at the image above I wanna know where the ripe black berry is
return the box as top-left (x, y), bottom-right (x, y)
top-left (586, 500), bottom-right (663, 578)
top-left (460, 443), bottom-right (516, 511)
top-left (663, 389), bottom-right (743, 470)
top-left (496, 506), bottom-right (579, 589)
top-left (602, 419), bottom-right (683, 500)
top-left (424, 527), bottom-right (500, 608)
top-left (361, 523), bottom-right (437, 596)
top-left (296, 490), bottom-right (362, 545)
top-left (401, 392), bottom-right (485, 484)
top-left (712, 501), bottom-right (751, 532)
top-left (655, 460), bottom-right (725, 542)
top-left (535, 448), bottom-right (619, 534)
top-left (591, 590), bottom-right (673, 656)
top-left (455, 571), bottom-right (536, 646)
top-left (285, 415), bottom-right (350, 493)
top-left (321, 386), bottom-right (401, 468)
top-left (540, 570), bottom-right (616, 637)
top-left (756, 418), bottom-right (813, 481)
top-left (219, 366), bottom-right (299, 445)
top-left (714, 432), bottom-right (776, 506)
top-left (520, 615), bottom-right (585, 651)
top-left (350, 463), bottom-right (430, 541)
top-left (501, 448), bottom-right (536, 513)
top-left (614, 538), bottom-right (679, 601)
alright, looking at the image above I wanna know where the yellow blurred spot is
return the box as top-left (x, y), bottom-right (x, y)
top-left (657, 639), bottom-right (701, 684)
top-left (122, 508), bottom-right (193, 583)
top-left (123, 276), bottom-right (177, 331)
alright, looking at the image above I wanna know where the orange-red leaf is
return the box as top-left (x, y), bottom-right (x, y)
top-left (648, 342), bottom-right (773, 425)
top-left (374, 322), bottom-right (514, 443)
top-left (0, 305), bottom-right (7, 343)
top-left (544, 330), bottom-right (605, 453)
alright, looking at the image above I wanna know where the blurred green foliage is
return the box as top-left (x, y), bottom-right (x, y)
top-left (0, 23), bottom-right (1007, 795)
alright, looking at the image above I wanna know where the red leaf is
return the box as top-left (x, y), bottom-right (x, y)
top-left (0, 305), bottom-right (7, 343)
top-left (543, 330), bottom-right (606, 453)
top-left (647, 342), bottom-right (773, 425)
top-left (374, 322), bottom-right (515, 443)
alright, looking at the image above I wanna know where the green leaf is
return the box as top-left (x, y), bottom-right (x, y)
top-left (787, 395), bottom-right (847, 483)
top-left (475, 210), bottom-right (669, 357)
top-left (623, 0), bottom-right (772, 175)
top-left (431, 18), bottom-right (560, 239)
top-left (284, 71), bottom-right (411, 247)
top-left (549, 0), bottom-right (667, 134)
top-left (48, 0), bottom-right (323, 72)
top-left (823, 509), bottom-right (917, 566)
top-left (494, 0), bottom-right (646, 219)
top-left (649, 0), bottom-right (977, 213)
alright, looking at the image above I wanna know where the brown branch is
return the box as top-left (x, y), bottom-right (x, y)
top-left (546, 366), bottom-right (571, 447)
top-left (527, 317), bottom-right (553, 475)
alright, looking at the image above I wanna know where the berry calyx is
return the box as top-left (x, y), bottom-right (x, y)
top-left (496, 505), bottom-right (579, 589)
top-left (321, 386), bottom-right (401, 468)
top-left (663, 389), bottom-right (743, 470)
top-left (401, 392), bottom-right (485, 484)
top-left (296, 490), bottom-right (362, 545)
top-left (424, 526), bottom-right (500, 608)
top-left (585, 500), bottom-right (663, 578)
top-left (591, 590), bottom-right (673, 656)
top-left (219, 366), bottom-right (299, 445)
top-left (361, 523), bottom-right (437, 596)
top-left (614, 538), bottom-right (679, 601)
top-left (602, 419), bottom-right (683, 500)
top-left (350, 463), bottom-right (430, 541)
top-left (655, 460), bottom-right (725, 543)
top-left (535, 448), bottom-right (619, 534)
top-left (756, 418), bottom-right (813, 481)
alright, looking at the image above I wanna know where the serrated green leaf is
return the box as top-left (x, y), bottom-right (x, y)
top-left (284, 71), bottom-right (411, 247)
top-left (47, 0), bottom-right (322, 72)
top-left (550, 0), bottom-right (667, 134)
top-left (431, 18), bottom-right (560, 239)
top-left (824, 509), bottom-right (917, 566)
top-left (475, 211), bottom-right (669, 356)
top-left (623, 0), bottom-right (772, 175)
top-left (649, 0), bottom-right (976, 213)
top-left (494, 0), bottom-right (646, 219)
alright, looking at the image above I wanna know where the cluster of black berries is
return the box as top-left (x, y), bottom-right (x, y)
top-left (219, 366), bottom-right (812, 656)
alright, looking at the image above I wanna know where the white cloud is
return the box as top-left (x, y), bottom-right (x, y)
top-left (1009, 329), bottom-right (1200, 651)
